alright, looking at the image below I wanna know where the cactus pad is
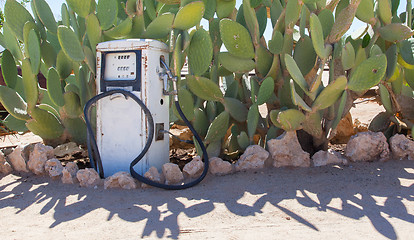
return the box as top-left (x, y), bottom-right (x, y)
top-left (47, 67), bottom-right (65, 107)
top-left (378, 24), bottom-right (414, 43)
top-left (144, 13), bottom-right (175, 39)
top-left (66, 0), bottom-right (95, 18)
top-left (0, 86), bottom-right (29, 120)
top-left (187, 75), bottom-right (224, 101)
top-left (33, 0), bottom-right (57, 34)
top-left (205, 111), bottom-right (230, 144)
top-left (1, 49), bottom-right (18, 88)
top-left (218, 52), bottom-right (255, 73)
top-left (57, 26), bottom-right (85, 62)
top-left (312, 76), bottom-right (347, 110)
top-left (348, 54), bottom-right (387, 91)
top-left (223, 97), bottom-right (248, 122)
top-left (257, 77), bottom-right (275, 105)
top-left (188, 28), bottom-right (213, 75)
top-left (219, 19), bottom-right (255, 59)
top-left (173, 1), bottom-right (205, 30)
top-left (4, 0), bottom-right (35, 41)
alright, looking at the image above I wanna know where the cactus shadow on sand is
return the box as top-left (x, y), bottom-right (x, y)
top-left (0, 160), bottom-right (413, 239)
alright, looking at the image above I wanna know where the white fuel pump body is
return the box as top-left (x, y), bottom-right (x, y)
top-left (95, 39), bottom-right (169, 177)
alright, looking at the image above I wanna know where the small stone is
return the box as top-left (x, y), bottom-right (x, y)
top-left (389, 134), bottom-right (414, 161)
top-left (0, 151), bottom-right (13, 174)
top-left (61, 162), bottom-right (79, 184)
top-left (235, 145), bottom-right (270, 171)
top-left (312, 150), bottom-right (347, 167)
top-left (345, 131), bottom-right (390, 162)
top-left (76, 168), bottom-right (102, 188)
top-left (183, 156), bottom-right (204, 178)
top-left (209, 157), bottom-right (233, 176)
top-left (7, 145), bottom-right (29, 172)
top-left (267, 131), bottom-right (311, 168)
top-left (27, 143), bottom-right (54, 175)
top-left (54, 142), bottom-right (83, 157)
top-left (65, 162), bottom-right (79, 176)
top-left (162, 163), bottom-right (184, 185)
top-left (44, 159), bottom-right (64, 179)
top-left (104, 172), bottom-right (137, 189)
top-left (142, 167), bottom-right (164, 188)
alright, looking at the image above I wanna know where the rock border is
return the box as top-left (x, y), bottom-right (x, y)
top-left (1, 131), bottom-right (414, 190)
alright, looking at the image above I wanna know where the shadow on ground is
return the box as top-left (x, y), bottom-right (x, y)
top-left (1, 160), bottom-right (414, 239)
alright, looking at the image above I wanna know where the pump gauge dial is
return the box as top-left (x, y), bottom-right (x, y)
top-left (104, 52), bottom-right (137, 81)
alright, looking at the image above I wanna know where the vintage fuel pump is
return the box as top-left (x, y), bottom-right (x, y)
top-left (84, 39), bottom-right (208, 190)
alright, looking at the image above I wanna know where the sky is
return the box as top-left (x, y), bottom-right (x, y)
top-left (0, 0), bottom-right (410, 49)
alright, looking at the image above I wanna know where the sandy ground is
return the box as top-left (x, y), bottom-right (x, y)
top-left (1, 100), bottom-right (413, 239)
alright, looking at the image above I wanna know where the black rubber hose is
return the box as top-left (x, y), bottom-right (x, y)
top-left (84, 89), bottom-right (209, 190)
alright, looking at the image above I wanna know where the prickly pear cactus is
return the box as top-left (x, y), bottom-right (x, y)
top-left (0, 0), bottom-right (413, 154)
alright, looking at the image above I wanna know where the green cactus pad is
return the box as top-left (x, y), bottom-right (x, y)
top-left (61, 3), bottom-right (70, 27)
top-left (0, 86), bottom-right (29, 120)
top-left (86, 14), bottom-right (102, 51)
top-left (293, 36), bottom-right (317, 76)
top-left (27, 29), bottom-right (41, 75)
top-left (188, 28), bottom-right (213, 76)
top-left (399, 39), bottom-right (414, 68)
top-left (268, 31), bottom-right (284, 55)
top-left (223, 97), bottom-right (248, 122)
top-left (256, 45), bottom-right (273, 77)
top-left (272, 109), bottom-right (306, 132)
top-left (219, 19), bottom-right (255, 59)
top-left (57, 26), bottom-right (85, 62)
top-left (284, 54), bottom-right (309, 94)
top-left (318, 9), bottom-right (334, 40)
top-left (56, 50), bottom-right (73, 80)
top-left (61, 117), bottom-right (87, 144)
top-left (379, 84), bottom-right (393, 113)
top-left (328, 2), bottom-right (358, 43)
top-left (40, 41), bottom-right (57, 68)
top-left (247, 104), bottom-right (259, 139)
top-left (33, 0), bottom-right (57, 34)
top-left (285, 0), bottom-right (300, 29)
top-left (378, 24), bottom-right (413, 43)
top-left (218, 52), bottom-right (255, 73)
top-left (302, 112), bottom-right (323, 138)
top-left (310, 13), bottom-right (329, 59)
top-left (38, 103), bottom-right (60, 119)
top-left (348, 54), bottom-right (387, 91)
top-left (23, 21), bottom-right (39, 45)
top-left (96, 0), bottom-right (117, 30)
top-left (202, 0), bottom-right (216, 20)
top-left (209, 18), bottom-right (222, 49)
top-left (21, 59), bottom-right (39, 109)
top-left (177, 89), bottom-right (195, 121)
top-left (3, 114), bottom-right (28, 133)
top-left (237, 131), bottom-right (250, 150)
top-left (26, 107), bottom-right (64, 140)
top-left (368, 112), bottom-right (392, 132)
top-left (193, 108), bottom-right (209, 137)
top-left (331, 90), bottom-right (348, 130)
top-left (4, 0), bottom-right (35, 41)
top-left (187, 75), bottom-right (224, 101)
top-left (205, 111), bottom-right (230, 144)
top-left (312, 75), bottom-right (347, 110)
top-left (290, 80), bottom-right (312, 112)
top-left (104, 17), bottom-right (133, 39)
top-left (385, 44), bottom-right (398, 80)
top-left (341, 42), bottom-right (355, 70)
top-left (355, 0), bottom-right (375, 24)
top-left (378, 0), bottom-right (392, 25)
top-left (216, 0), bottom-right (236, 19)
top-left (257, 77), bottom-right (275, 105)
top-left (370, 44), bottom-right (383, 57)
top-left (66, 0), bottom-right (95, 18)
top-left (46, 67), bottom-right (65, 107)
top-left (2, 23), bottom-right (23, 61)
top-left (1, 50), bottom-right (18, 88)
top-left (173, 1), bottom-right (205, 30)
top-left (62, 91), bottom-right (82, 118)
top-left (242, 0), bottom-right (259, 44)
top-left (144, 13), bottom-right (175, 39)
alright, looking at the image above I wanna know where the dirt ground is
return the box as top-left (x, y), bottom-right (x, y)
top-left (1, 100), bottom-right (414, 239)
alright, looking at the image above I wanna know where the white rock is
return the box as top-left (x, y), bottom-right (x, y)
top-left (54, 142), bottom-right (83, 157)
top-left (235, 145), bottom-right (270, 171)
top-left (209, 157), bottom-right (233, 176)
top-left (7, 145), bottom-right (29, 172)
top-left (312, 150), bottom-right (347, 167)
top-left (65, 162), bottom-right (79, 176)
top-left (0, 151), bottom-right (13, 174)
top-left (389, 134), bottom-right (414, 161)
top-left (104, 172), bottom-right (137, 189)
top-left (183, 156), bottom-right (204, 178)
top-left (27, 143), bottom-right (54, 175)
top-left (162, 163), bottom-right (184, 185)
top-left (62, 162), bottom-right (79, 184)
top-left (44, 159), bottom-right (64, 178)
top-left (345, 131), bottom-right (390, 162)
top-left (76, 168), bottom-right (102, 187)
top-left (267, 131), bottom-right (311, 168)
top-left (142, 167), bottom-right (164, 188)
